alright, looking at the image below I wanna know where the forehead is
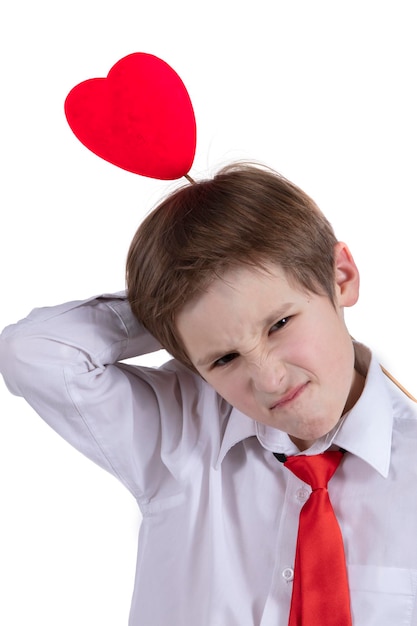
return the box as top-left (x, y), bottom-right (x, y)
top-left (189, 262), bottom-right (302, 308)
top-left (182, 263), bottom-right (282, 310)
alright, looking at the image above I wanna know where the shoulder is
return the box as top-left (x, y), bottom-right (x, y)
top-left (385, 373), bottom-right (417, 421)
top-left (124, 356), bottom-right (230, 422)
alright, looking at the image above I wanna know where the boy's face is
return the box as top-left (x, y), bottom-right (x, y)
top-left (176, 243), bottom-right (363, 450)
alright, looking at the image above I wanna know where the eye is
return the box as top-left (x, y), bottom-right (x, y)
top-left (269, 316), bottom-right (291, 334)
top-left (212, 352), bottom-right (239, 368)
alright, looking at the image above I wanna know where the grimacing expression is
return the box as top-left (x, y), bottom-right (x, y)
top-left (176, 243), bottom-right (363, 450)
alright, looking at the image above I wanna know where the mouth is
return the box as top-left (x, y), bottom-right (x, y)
top-left (270, 383), bottom-right (307, 410)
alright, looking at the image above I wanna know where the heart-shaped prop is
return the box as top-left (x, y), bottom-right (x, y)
top-left (64, 52), bottom-right (196, 180)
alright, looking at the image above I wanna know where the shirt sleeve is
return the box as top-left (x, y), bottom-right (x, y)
top-left (0, 292), bottom-right (206, 501)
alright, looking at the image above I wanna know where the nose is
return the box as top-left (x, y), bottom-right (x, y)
top-left (249, 353), bottom-right (286, 394)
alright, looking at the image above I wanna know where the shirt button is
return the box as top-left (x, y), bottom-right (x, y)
top-left (296, 487), bottom-right (309, 503)
top-left (282, 567), bottom-right (294, 582)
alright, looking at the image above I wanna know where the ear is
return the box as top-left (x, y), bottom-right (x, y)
top-left (334, 242), bottom-right (360, 307)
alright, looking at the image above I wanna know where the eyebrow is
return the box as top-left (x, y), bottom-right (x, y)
top-left (195, 304), bottom-right (294, 367)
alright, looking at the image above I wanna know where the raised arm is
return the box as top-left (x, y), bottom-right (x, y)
top-left (0, 292), bottom-right (203, 500)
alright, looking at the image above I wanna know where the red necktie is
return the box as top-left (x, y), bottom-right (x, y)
top-left (274, 450), bottom-right (352, 626)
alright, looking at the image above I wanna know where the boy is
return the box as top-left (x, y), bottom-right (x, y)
top-left (1, 163), bottom-right (416, 625)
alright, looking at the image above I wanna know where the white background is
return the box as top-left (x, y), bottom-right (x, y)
top-left (0, 1), bottom-right (416, 624)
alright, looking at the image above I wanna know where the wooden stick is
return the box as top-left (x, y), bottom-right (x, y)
top-left (381, 365), bottom-right (417, 403)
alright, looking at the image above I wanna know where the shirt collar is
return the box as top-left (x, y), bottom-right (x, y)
top-left (332, 342), bottom-right (393, 477)
top-left (215, 408), bottom-right (257, 469)
top-left (215, 342), bottom-right (394, 477)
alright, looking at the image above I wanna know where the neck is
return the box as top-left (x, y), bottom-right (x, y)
top-left (344, 368), bottom-right (366, 414)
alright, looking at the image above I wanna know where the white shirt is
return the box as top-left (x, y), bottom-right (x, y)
top-left (1, 292), bottom-right (417, 625)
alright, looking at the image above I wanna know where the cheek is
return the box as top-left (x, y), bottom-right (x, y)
top-left (280, 331), bottom-right (317, 370)
top-left (307, 324), bottom-right (354, 390)
top-left (283, 329), bottom-right (346, 389)
top-left (206, 371), bottom-right (247, 406)
top-left (300, 309), bottom-right (345, 356)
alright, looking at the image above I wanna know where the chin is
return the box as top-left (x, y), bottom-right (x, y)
top-left (294, 419), bottom-right (338, 445)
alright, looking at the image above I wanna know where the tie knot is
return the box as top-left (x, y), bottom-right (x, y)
top-left (283, 450), bottom-right (344, 490)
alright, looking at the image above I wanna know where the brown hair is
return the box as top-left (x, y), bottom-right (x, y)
top-left (126, 162), bottom-right (338, 370)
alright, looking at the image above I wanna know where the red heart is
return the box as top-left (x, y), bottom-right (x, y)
top-left (64, 53), bottom-right (196, 180)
